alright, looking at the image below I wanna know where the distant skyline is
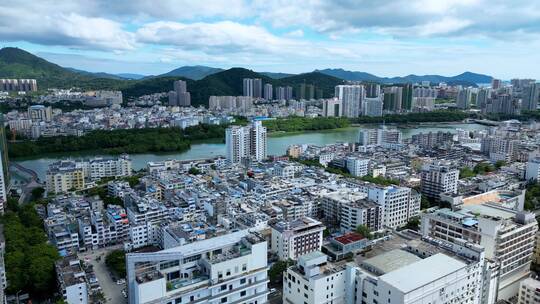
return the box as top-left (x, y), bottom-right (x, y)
top-left (1, 0), bottom-right (540, 79)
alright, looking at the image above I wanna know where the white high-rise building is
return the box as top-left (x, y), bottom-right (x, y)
top-left (284, 235), bottom-right (486, 304)
top-left (421, 206), bottom-right (538, 301)
top-left (243, 78), bottom-right (253, 97)
top-left (420, 161), bottom-right (459, 201)
top-left (362, 97), bottom-right (383, 117)
top-left (322, 98), bottom-right (342, 117)
top-left (335, 85), bottom-right (364, 118)
top-left (517, 278), bottom-right (540, 304)
top-left (357, 127), bottom-right (402, 148)
top-left (526, 157), bottom-right (540, 182)
top-left (225, 121), bottom-right (267, 164)
top-left (271, 217), bottom-right (325, 260)
top-left (367, 185), bottom-right (421, 228)
top-left (0, 151), bottom-right (6, 214)
top-left (263, 83), bottom-right (273, 100)
top-left (249, 120), bottom-right (267, 161)
top-left (346, 157), bottom-right (369, 177)
top-left (522, 83), bottom-right (539, 111)
top-left (457, 88), bottom-right (471, 109)
top-left (126, 230), bottom-right (269, 304)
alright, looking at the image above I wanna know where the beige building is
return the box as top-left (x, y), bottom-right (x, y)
top-left (46, 161), bottom-right (85, 194)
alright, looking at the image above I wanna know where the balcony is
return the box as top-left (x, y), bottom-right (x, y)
top-left (167, 273), bottom-right (210, 292)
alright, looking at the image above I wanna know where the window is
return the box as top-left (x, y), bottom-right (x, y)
top-left (240, 291), bottom-right (246, 297)
top-left (221, 285), bottom-right (227, 291)
top-left (240, 278), bottom-right (246, 285)
top-left (221, 297), bottom-right (227, 303)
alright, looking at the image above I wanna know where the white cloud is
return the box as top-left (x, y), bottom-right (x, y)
top-left (136, 21), bottom-right (306, 55)
top-left (0, 7), bottom-right (135, 51)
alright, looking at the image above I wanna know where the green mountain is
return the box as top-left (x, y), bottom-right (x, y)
top-left (158, 65), bottom-right (224, 80)
top-left (318, 68), bottom-right (492, 85)
top-left (0, 47), bottom-right (342, 106)
top-left (122, 68), bottom-right (342, 106)
top-left (0, 47), bottom-right (126, 90)
top-left (260, 72), bottom-right (295, 79)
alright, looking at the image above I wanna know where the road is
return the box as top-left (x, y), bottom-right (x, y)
top-left (79, 246), bottom-right (126, 304)
top-left (268, 288), bottom-right (283, 304)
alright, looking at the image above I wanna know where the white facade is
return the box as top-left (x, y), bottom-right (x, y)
top-left (346, 157), bottom-right (369, 177)
top-left (225, 121), bottom-right (267, 164)
top-left (0, 151), bottom-right (6, 213)
top-left (420, 162), bottom-right (459, 201)
top-left (517, 278), bottom-right (540, 304)
top-left (126, 230), bottom-right (269, 304)
top-left (271, 217), bottom-right (325, 260)
top-left (283, 252), bottom-right (350, 304)
top-left (368, 185), bottom-right (420, 228)
top-left (525, 157), bottom-right (540, 182)
top-left (362, 97), bottom-right (383, 117)
top-left (335, 85), bottom-right (364, 118)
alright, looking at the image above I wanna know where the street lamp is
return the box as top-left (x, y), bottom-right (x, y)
top-left (16, 290), bottom-right (22, 304)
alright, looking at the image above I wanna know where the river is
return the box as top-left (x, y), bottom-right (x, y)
top-left (14, 122), bottom-right (489, 181)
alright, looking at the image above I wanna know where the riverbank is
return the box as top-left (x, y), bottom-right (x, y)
top-left (14, 122), bottom-right (490, 181)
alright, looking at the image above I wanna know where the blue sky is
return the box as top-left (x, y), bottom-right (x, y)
top-left (1, 0), bottom-right (540, 79)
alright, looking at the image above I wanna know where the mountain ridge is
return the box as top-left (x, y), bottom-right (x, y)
top-left (317, 68), bottom-right (492, 85)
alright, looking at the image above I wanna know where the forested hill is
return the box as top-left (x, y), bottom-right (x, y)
top-left (0, 47), bottom-right (343, 106)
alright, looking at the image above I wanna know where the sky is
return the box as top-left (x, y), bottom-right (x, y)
top-left (1, 0), bottom-right (540, 79)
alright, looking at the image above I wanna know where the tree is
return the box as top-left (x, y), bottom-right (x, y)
top-left (404, 217), bottom-right (420, 231)
top-left (356, 225), bottom-right (373, 239)
top-left (30, 187), bottom-right (45, 201)
top-left (459, 167), bottom-right (476, 178)
top-left (268, 260), bottom-right (292, 285)
top-left (188, 167), bottom-right (201, 175)
top-left (495, 160), bottom-right (506, 169)
top-left (105, 250), bottom-right (126, 278)
top-left (421, 196), bottom-right (431, 210)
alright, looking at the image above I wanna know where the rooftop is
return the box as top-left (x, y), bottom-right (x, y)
top-left (361, 249), bottom-right (421, 275)
top-left (379, 253), bottom-right (467, 293)
top-left (334, 232), bottom-right (365, 245)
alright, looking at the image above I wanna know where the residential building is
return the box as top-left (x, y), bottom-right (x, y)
top-left (522, 83), bottom-right (539, 111)
top-left (80, 155), bottom-right (132, 181)
top-left (518, 278), bottom-right (540, 304)
top-left (271, 217), bottom-right (325, 260)
top-left (322, 98), bottom-right (342, 117)
top-left (168, 80), bottom-right (191, 107)
top-left (284, 234), bottom-right (486, 304)
top-left (264, 83), bottom-right (273, 100)
top-left (367, 185), bottom-right (420, 228)
top-left (0, 225), bottom-right (6, 303)
top-left (411, 131), bottom-right (454, 148)
top-left (457, 88), bottom-right (471, 109)
top-left (46, 161), bottom-right (85, 194)
top-left (362, 97), bottom-right (383, 117)
top-left (358, 127), bottom-right (402, 148)
top-left (383, 86), bottom-right (403, 112)
top-left (421, 207), bottom-right (538, 300)
top-left (339, 199), bottom-right (382, 232)
top-left (526, 157), bottom-right (540, 182)
top-left (0, 78), bottom-right (37, 92)
top-left (420, 162), bottom-right (459, 201)
top-left (56, 256), bottom-right (89, 304)
top-left (346, 157), bottom-right (369, 177)
top-left (28, 105), bottom-right (52, 122)
top-left (335, 85), bottom-right (364, 118)
top-left (225, 121), bottom-right (267, 164)
top-left (126, 230), bottom-right (269, 304)
top-left (283, 252), bottom-right (349, 304)
top-left (0, 152), bottom-right (6, 214)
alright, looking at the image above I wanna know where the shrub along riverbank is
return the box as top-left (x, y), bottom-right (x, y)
top-left (8, 124), bottom-right (228, 158)
top-left (8, 111), bottom-right (472, 158)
